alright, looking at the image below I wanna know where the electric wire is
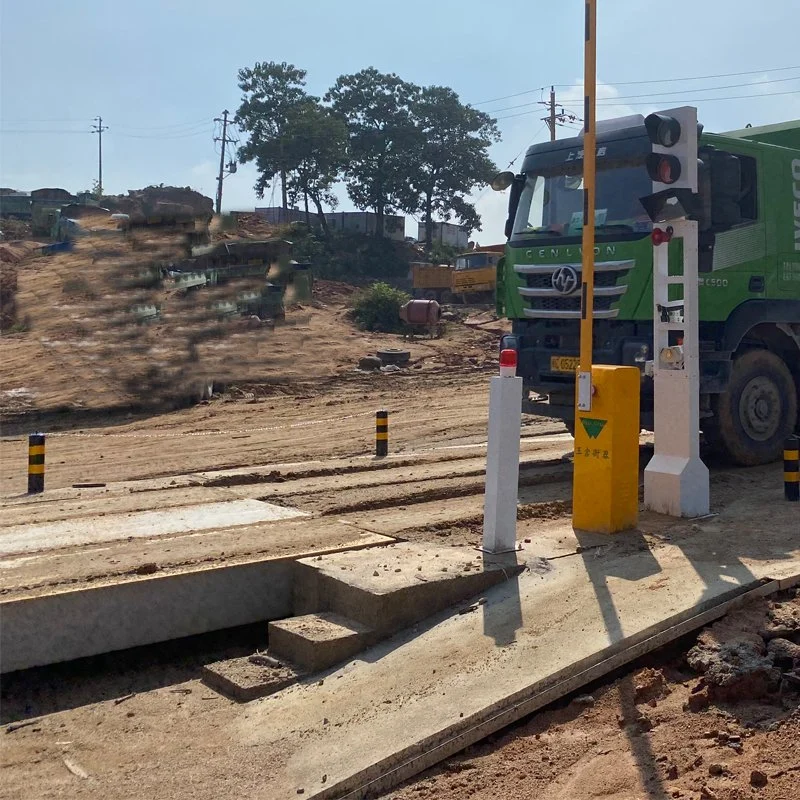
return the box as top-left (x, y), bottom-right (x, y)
top-left (472, 64), bottom-right (800, 106)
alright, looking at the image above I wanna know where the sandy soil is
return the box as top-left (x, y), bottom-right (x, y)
top-left (0, 223), bottom-right (507, 417)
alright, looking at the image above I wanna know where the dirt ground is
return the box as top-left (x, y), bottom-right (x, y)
top-left (0, 220), bottom-right (507, 417)
top-left (2, 221), bottom-right (799, 800)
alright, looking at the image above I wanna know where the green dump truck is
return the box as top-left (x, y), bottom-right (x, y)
top-left (496, 118), bottom-right (800, 465)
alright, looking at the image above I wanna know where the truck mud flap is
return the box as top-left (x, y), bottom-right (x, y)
top-left (522, 399), bottom-right (574, 420)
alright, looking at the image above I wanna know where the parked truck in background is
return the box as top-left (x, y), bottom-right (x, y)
top-left (411, 246), bottom-right (505, 303)
top-left (495, 118), bottom-right (800, 465)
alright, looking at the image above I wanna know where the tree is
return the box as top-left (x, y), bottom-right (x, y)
top-left (325, 68), bottom-right (420, 238)
top-left (235, 61), bottom-right (345, 220)
top-left (409, 86), bottom-right (500, 251)
top-left (283, 103), bottom-right (347, 234)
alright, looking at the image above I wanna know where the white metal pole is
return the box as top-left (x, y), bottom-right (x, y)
top-left (482, 351), bottom-right (522, 553)
top-left (644, 216), bottom-right (709, 517)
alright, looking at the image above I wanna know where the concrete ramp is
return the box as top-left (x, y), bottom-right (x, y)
top-left (229, 520), bottom-right (800, 799)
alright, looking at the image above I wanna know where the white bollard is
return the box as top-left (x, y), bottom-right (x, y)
top-left (482, 349), bottom-right (523, 553)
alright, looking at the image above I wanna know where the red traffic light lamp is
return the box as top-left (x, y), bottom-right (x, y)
top-left (651, 225), bottom-right (674, 246)
top-left (645, 113), bottom-right (681, 147)
top-left (646, 153), bottom-right (682, 184)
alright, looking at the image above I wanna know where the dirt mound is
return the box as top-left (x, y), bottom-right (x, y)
top-left (314, 279), bottom-right (356, 304)
top-left (632, 667), bottom-right (671, 704)
top-left (0, 241), bottom-right (41, 264)
top-left (0, 262), bottom-right (18, 329)
top-left (101, 186), bottom-right (213, 222)
top-left (0, 218), bottom-right (32, 240)
top-left (228, 213), bottom-right (278, 239)
top-left (685, 597), bottom-right (794, 705)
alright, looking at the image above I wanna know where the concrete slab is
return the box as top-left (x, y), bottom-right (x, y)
top-left (293, 542), bottom-right (523, 635)
top-left (0, 499), bottom-right (307, 557)
top-left (203, 654), bottom-right (305, 702)
top-left (0, 522), bottom-right (393, 601)
top-left (269, 612), bottom-right (374, 673)
top-left (228, 513), bottom-right (800, 799)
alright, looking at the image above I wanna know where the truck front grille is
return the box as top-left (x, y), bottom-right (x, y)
top-left (514, 260), bottom-right (634, 319)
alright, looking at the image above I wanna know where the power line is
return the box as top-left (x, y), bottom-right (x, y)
top-left (472, 64), bottom-right (800, 107)
top-left (486, 74), bottom-right (800, 115)
top-left (111, 116), bottom-right (211, 132)
top-left (0, 129), bottom-right (92, 134)
top-left (494, 89), bottom-right (800, 121)
top-left (556, 88), bottom-right (800, 109)
top-left (110, 127), bottom-right (213, 140)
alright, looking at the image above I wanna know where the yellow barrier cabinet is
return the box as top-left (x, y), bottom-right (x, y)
top-left (572, 365), bottom-right (640, 533)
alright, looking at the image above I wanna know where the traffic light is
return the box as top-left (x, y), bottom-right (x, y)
top-left (640, 106), bottom-right (700, 223)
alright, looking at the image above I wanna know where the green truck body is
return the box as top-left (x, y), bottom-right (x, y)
top-left (497, 118), bottom-right (800, 464)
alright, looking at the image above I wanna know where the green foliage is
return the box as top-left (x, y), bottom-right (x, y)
top-left (325, 69), bottom-right (420, 236)
top-left (234, 62), bottom-right (503, 244)
top-left (410, 86), bottom-right (500, 249)
top-left (288, 226), bottom-right (412, 283)
top-left (349, 282), bottom-right (410, 332)
top-left (429, 241), bottom-right (460, 265)
top-left (235, 61), bottom-right (346, 229)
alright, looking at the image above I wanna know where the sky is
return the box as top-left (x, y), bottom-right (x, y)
top-left (1, 0), bottom-right (799, 242)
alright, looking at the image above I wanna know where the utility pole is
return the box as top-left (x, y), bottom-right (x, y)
top-left (214, 110), bottom-right (230, 215)
top-left (91, 116), bottom-right (109, 195)
top-left (539, 87), bottom-right (582, 141)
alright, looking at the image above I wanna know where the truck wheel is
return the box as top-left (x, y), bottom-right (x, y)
top-left (377, 348), bottom-right (411, 366)
top-left (707, 349), bottom-right (798, 466)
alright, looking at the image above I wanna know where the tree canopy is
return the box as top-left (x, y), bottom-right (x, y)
top-left (325, 68), bottom-right (421, 238)
top-left (408, 86), bottom-right (499, 249)
top-left (235, 61), bottom-right (345, 229)
top-left (233, 61), bottom-right (502, 243)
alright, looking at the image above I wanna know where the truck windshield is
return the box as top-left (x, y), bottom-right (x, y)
top-left (455, 253), bottom-right (490, 270)
top-left (512, 165), bottom-right (652, 239)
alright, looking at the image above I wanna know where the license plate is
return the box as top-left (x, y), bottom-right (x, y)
top-left (550, 356), bottom-right (580, 373)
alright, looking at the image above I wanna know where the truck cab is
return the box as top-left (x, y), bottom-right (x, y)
top-left (496, 118), bottom-right (800, 465)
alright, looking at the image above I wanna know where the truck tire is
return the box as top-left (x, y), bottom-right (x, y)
top-left (377, 348), bottom-right (411, 366)
top-left (705, 349), bottom-right (798, 466)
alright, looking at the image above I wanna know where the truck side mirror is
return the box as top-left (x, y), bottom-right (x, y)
top-left (710, 151), bottom-right (742, 230)
top-left (504, 175), bottom-right (526, 240)
top-left (695, 155), bottom-right (712, 231)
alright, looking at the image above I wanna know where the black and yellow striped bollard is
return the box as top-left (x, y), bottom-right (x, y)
top-left (28, 432), bottom-right (45, 494)
top-left (375, 410), bottom-right (388, 457)
top-left (785, 434), bottom-right (799, 502)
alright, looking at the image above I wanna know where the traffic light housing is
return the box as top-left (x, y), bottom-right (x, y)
top-left (640, 106), bottom-right (699, 223)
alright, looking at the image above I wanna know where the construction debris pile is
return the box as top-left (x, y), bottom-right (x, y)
top-left (2, 211), bottom-right (306, 409)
